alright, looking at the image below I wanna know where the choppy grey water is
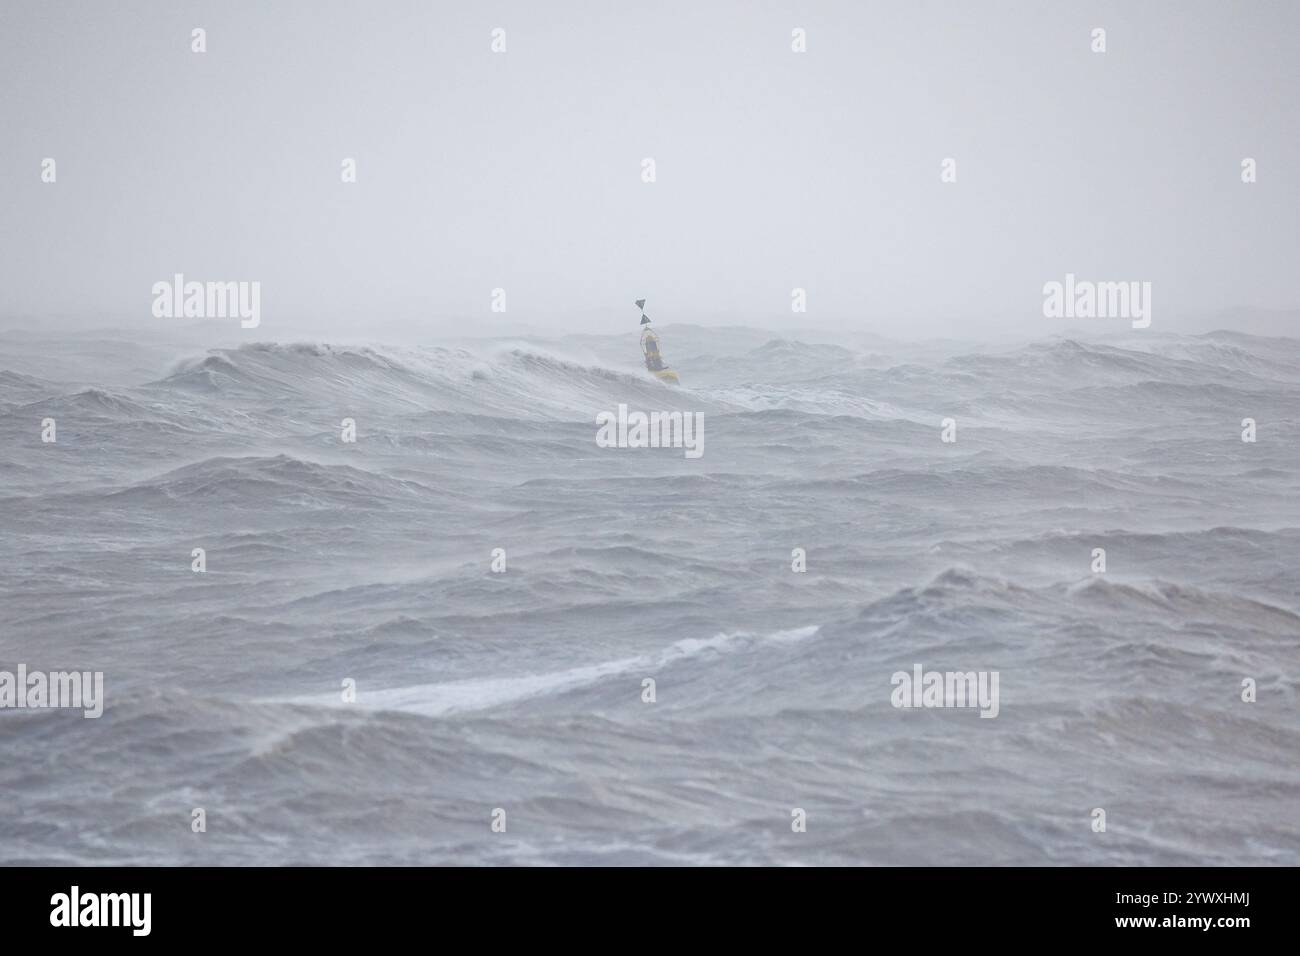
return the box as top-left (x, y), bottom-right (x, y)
top-left (1, 324), bottom-right (1297, 865)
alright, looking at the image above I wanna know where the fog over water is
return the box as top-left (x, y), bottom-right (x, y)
top-left (2, 0), bottom-right (1298, 338)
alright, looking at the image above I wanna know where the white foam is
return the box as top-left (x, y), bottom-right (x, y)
top-left (302, 625), bottom-right (819, 718)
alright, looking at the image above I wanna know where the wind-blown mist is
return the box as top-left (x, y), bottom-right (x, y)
top-left (1, 325), bottom-right (1296, 864)
top-left (2, 0), bottom-right (1299, 337)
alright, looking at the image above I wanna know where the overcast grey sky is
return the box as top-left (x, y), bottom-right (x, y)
top-left (2, 0), bottom-right (1297, 339)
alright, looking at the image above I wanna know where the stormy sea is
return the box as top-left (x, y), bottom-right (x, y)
top-left (1, 323), bottom-right (1297, 865)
